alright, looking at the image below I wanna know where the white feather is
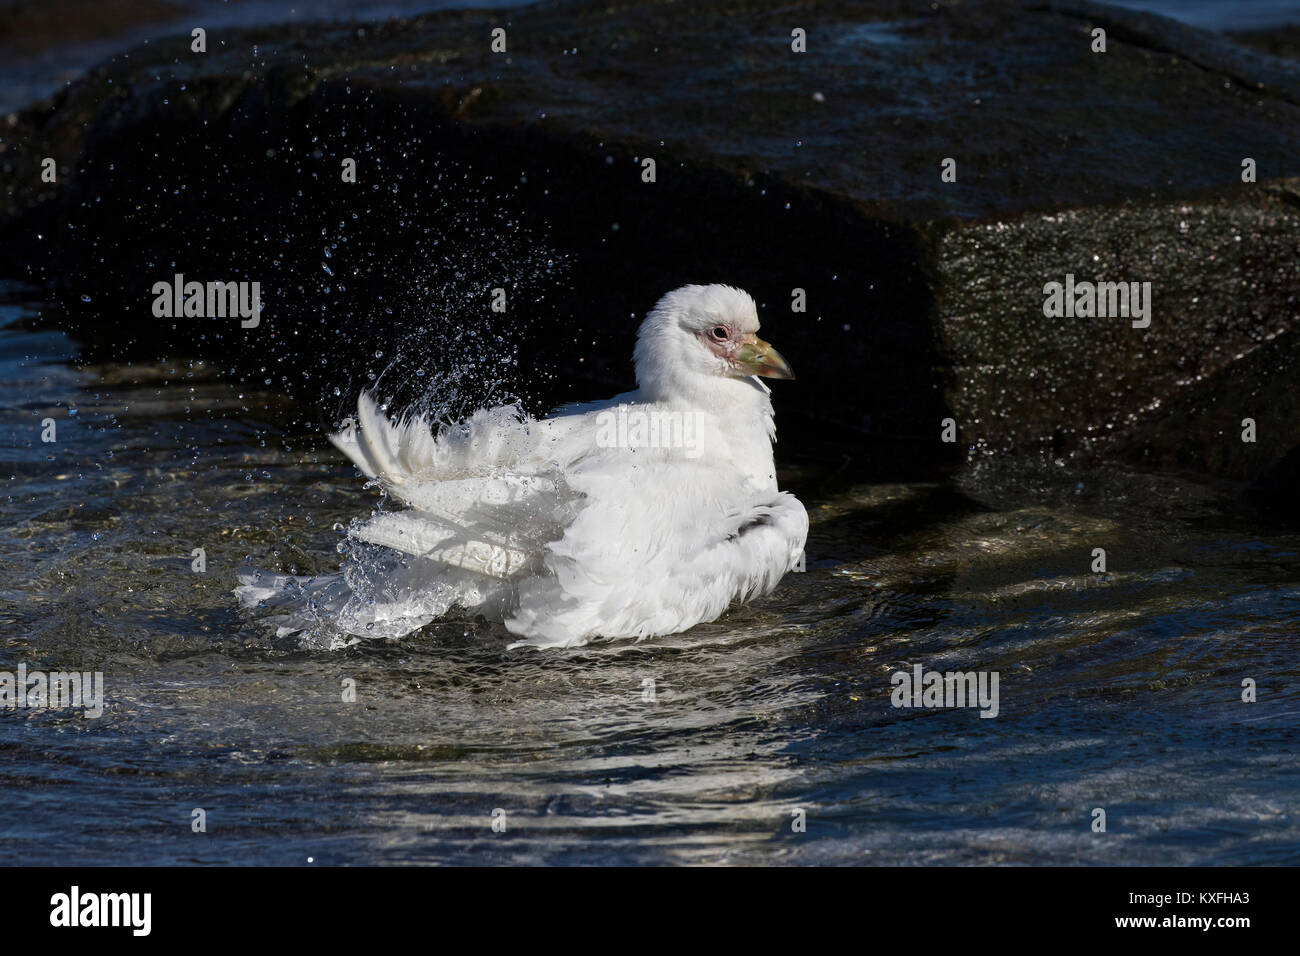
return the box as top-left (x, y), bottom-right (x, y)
top-left (236, 284), bottom-right (809, 648)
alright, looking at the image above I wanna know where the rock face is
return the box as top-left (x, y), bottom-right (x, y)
top-left (938, 182), bottom-right (1300, 474)
top-left (1, 0), bottom-right (1297, 484)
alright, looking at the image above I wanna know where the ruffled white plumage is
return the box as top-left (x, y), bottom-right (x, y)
top-left (236, 284), bottom-right (808, 649)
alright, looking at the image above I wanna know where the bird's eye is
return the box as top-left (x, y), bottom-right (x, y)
top-left (711, 326), bottom-right (728, 340)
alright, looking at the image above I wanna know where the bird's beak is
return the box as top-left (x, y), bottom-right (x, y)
top-left (735, 334), bottom-right (795, 380)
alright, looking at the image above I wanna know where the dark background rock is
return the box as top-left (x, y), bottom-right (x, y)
top-left (937, 180), bottom-right (1300, 469)
top-left (1, 0), bottom-right (1296, 486)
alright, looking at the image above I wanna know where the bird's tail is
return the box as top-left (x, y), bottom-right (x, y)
top-left (328, 391), bottom-right (437, 489)
top-left (328, 391), bottom-right (541, 497)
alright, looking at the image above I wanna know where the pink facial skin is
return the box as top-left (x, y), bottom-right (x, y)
top-left (698, 324), bottom-right (739, 364)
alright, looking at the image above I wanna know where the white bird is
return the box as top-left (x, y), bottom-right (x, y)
top-left (236, 284), bottom-right (808, 649)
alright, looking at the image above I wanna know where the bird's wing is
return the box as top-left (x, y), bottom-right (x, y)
top-left (326, 393), bottom-right (807, 634)
top-left (508, 454), bottom-right (808, 644)
top-left (329, 391), bottom-right (544, 489)
top-left (353, 473), bottom-right (579, 578)
top-left (329, 392), bottom-right (592, 578)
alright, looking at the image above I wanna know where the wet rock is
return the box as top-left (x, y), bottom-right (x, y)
top-left (0, 0), bottom-right (1297, 483)
top-left (938, 180), bottom-right (1300, 477)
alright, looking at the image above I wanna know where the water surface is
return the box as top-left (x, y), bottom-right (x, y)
top-left (2, 287), bottom-right (1296, 865)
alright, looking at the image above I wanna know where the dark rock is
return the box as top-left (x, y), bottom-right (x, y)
top-left (0, 0), bottom-right (1296, 484)
top-left (1224, 26), bottom-right (1300, 64)
top-left (938, 179), bottom-right (1300, 478)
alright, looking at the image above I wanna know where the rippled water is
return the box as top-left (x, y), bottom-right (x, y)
top-left (2, 288), bottom-right (1298, 865)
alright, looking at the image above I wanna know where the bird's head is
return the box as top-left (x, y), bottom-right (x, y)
top-left (633, 285), bottom-right (794, 402)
